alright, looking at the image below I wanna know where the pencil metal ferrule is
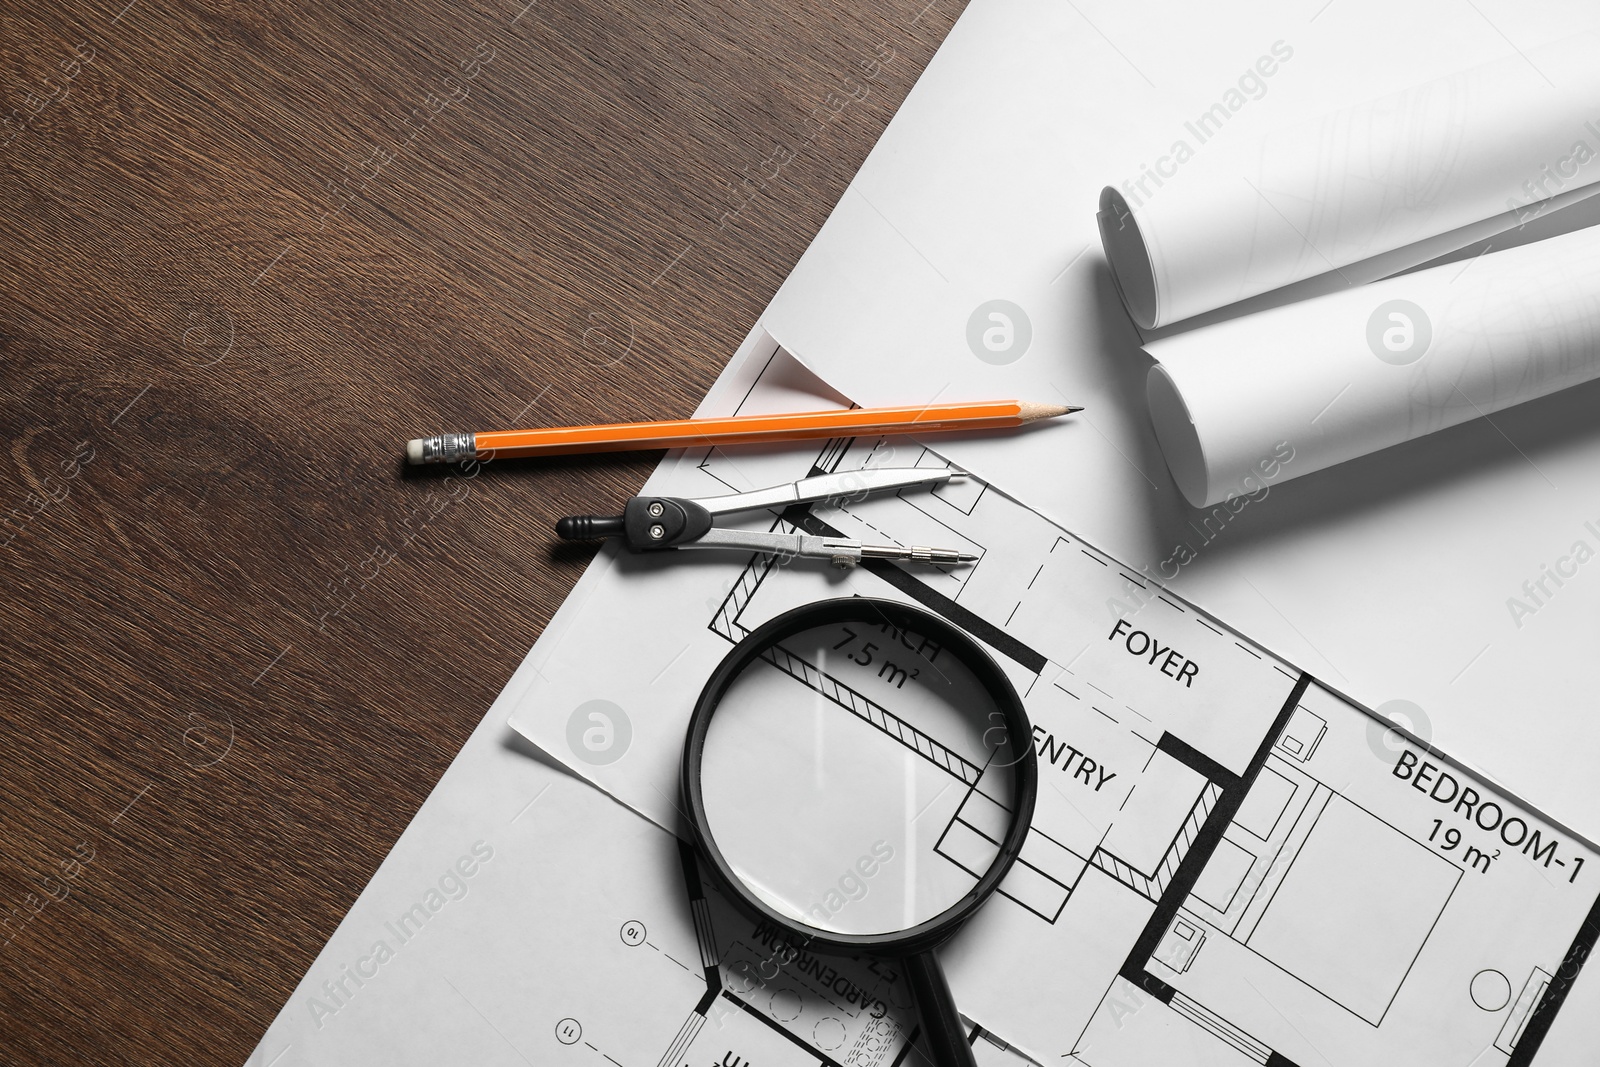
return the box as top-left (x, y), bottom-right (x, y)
top-left (417, 433), bottom-right (477, 464)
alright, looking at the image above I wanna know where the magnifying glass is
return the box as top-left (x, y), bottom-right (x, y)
top-left (682, 598), bottom-right (1037, 1067)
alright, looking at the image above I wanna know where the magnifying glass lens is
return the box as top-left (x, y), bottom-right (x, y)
top-left (699, 617), bottom-right (1019, 937)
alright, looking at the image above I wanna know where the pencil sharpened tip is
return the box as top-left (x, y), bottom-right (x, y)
top-left (1017, 401), bottom-right (1082, 421)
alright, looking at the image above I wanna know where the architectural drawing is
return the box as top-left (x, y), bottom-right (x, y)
top-left (510, 347), bottom-right (1600, 1066)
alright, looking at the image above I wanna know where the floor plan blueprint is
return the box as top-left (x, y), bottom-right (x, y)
top-left (509, 343), bottom-right (1600, 1066)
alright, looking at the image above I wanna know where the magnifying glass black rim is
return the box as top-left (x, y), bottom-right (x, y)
top-left (681, 596), bottom-right (1038, 958)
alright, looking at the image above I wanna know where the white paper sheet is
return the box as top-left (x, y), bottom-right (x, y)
top-left (1142, 220), bottom-right (1600, 506)
top-left (1098, 34), bottom-right (1600, 329)
top-left (507, 340), bottom-right (1600, 1067)
top-left (247, 330), bottom-right (1600, 1067)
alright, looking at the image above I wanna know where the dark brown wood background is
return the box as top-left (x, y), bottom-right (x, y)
top-left (0, 0), bottom-right (961, 1061)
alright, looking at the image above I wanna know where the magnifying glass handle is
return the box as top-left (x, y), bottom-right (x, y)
top-left (904, 950), bottom-right (979, 1067)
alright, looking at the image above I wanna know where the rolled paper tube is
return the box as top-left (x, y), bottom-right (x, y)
top-left (1144, 222), bottom-right (1600, 507)
top-left (1100, 34), bottom-right (1600, 330)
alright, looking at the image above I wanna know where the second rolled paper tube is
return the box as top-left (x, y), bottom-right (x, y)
top-left (1144, 223), bottom-right (1600, 508)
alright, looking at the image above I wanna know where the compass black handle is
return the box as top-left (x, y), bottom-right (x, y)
top-left (554, 514), bottom-right (626, 540)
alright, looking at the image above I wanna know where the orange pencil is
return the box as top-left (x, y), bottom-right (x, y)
top-left (404, 400), bottom-right (1081, 464)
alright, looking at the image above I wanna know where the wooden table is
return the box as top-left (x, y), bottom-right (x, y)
top-left (0, 0), bottom-right (959, 1059)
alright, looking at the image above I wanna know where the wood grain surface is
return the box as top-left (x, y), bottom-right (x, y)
top-left (0, 0), bottom-right (962, 1061)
